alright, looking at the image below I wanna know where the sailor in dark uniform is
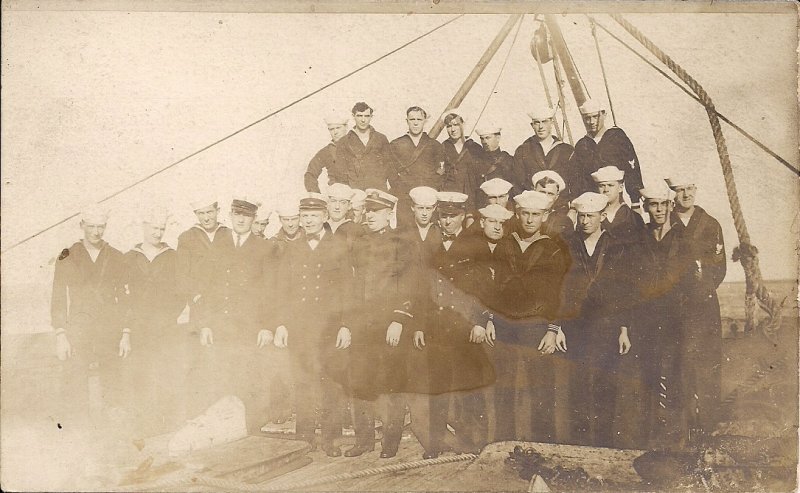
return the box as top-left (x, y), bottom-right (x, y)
top-left (514, 103), bottom-right (578, 200)
top-left (559, 193), bottom-right (634, 448)
top-left (570, 99), bottom-right (644, 206)
top-left (439, 109), bottom-right (485, 215)
top-left (387, 106), bottom-right (445, 226)
top-left (666, 172), bottom-right (726, 443)
top-left (251, 205), bottom-right (271, 239)
top-left (328, 102), bottom-right (391, 191)
top-left (489, 191), bottom-right (570, 443)
top-left (304, 111), bottom-right (350, 193)
top-left (51, 206), bottom-right (127, 416)
top-left (272, 194), bottom-right (353, 456)
top-left (591, 165), bottom-right (645, 244)
top-left (345, 189), bottom-right (417, 459)
top-left (532, 170), bottom-right (574, 242)
top-left (176, 198), bottom-right (228, 315)
top-left (474, 125), bottom-right (526, 198)
top-left (120, 207), bottom-right (186, 434)
top-left (192, 196), bottom-right (277, 433)
top-left (402, 186), bottom-right (442, 264)
top-left (272, 203), bottom-right (304, 245)
top-left (349, 189), bottom-right (367, 226)
top-left (325, 182), bottom-right (363, 250)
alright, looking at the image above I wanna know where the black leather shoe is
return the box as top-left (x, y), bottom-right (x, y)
top-left (322, 443), bottom-right (342, 457)
top-left (380, 449), bottom-right (397, 459)
top-left (422, 451), bottom-right (440, 460)
top-left (344, 444), bottom-right (374, 457)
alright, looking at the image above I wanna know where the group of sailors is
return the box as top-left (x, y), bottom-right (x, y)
top-left (51, 98), bottom-right (726, 459)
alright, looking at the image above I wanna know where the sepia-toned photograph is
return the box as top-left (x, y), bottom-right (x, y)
top-left (1, 1), bottom-right (798, 491)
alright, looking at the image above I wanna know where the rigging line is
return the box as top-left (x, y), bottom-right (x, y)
top-left (552, 49), bottom-right (574, 146)
top-left (589, 15), bottom-right (800, 177)
top-left (589, 17), bottom-right (617, 126)
top-left (563, 29), bottom-right (590, 100)
top-left (1, 14), bottom-right (465, 256)
top-left (531, 17), bottom-right (563, 141)
top-left (468, 14), bottom-right (525, 137)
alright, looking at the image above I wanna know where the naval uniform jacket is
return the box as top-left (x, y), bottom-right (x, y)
top-left (51, 240), bottom-right (126, 352)
top-left (401, 222), bottom-right (443, 270)
top-left (474, 149), bottom-right (526, 204)
top-left (412, 231), bottom-right (495, 394)
top-left (514, 136), bottom-right (578, 200)
top-left (602, 204), bottom-right (645, 246)
top-left (570, 128), bottom-right (644, 204)
top-left (348, 227), bottom-right (417, 399)
top-left (193, 230), bottom-right (276, 342)
top-left (176, 224), bottom-right (229, 303)
top-left (441, 138), bottom-right (485, 212)
top-left (387, 133), bottom-right (445, 198)
top-left (121, 244), bottom-right (184, 339)
top-left (329, 127), bottom-right (391, 190)
top-left (304, 141), bottom-right (338, 193)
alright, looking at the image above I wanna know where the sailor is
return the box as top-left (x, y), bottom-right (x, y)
top-left (192, 195), bottom-right (277, 433)
top-left (635, 182), bottom-right (691, 449)
top-left (345, 189), bottom-right (417, 458)
top-left (120, 207), bottom-right (186, 434)
top-left (466, 177), bottom-right (515, 235)
top-left (271, 201), bottom-right (304, 246)
top-left (50, 206), bottom-right (127, 416)
top-left (348, 188), bottom-right (367, 225)
top-left (559, 192), bottom-right (633, 448)
top-left (666, 172), bottom-right (726, 442)
top-left (409, 191), bottom-right (495, 458)
top-left (328, 102), bottom-right (391, 191)
top-left (304, 110), bottom-right (350, 193)
top-left (439, 109), bottom-right (485, 214)
top-left (176, 197), bottom-right (229, 311)
top-left (402, 185), bottom-right (442, 265)
top-left (388, 106), bottom-right (446, 227)
top-left (514, 102), bottom-right (578, 200)
top-left (251, 204), bottom-right (272, 239)
top-left (591, 165), bottom-right (645, 244)
top-left (570, 99), bottom-right (644, 205)
top-left (272, 194), bottom-right (353, 456)
top-left (490, 190), bottom-right (570, 443)
top-left (325, 183), bottom-right (359, 235)
top-left (474, 124), bottom-right (526, 197)
top-left (532, 170), bottom-right (574, 241)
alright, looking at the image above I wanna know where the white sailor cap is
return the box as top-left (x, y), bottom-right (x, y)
top-left (80, 205), bottom-right (110, 224)
top-left (527, 102), bottom-right (556, 121)
top-left (480, 178), bottom-right (513, 196)
top-left (442, 108), bottom-right (466, 123)
top-left (578, 98), bottom-right (604, 115)
top-left (350, 189), bottom-right (367, 208)
top-left (531, 170), bottom-right (566, 192)
top-left (591, 165), bottom-right (625, 183)
top-left (409, 186), bottom-right (438, 206)
top-left (323, 110), bottom-right (350, 126)
top-left (276, 200), bottom-right (300, 218)
top-left (514, 190), bottom-right (552, 211)
top-left (475, 124), bottom-right (502, 137)
top-left (364, 188), bottom-right (398, 211)
top-left (327, 183), bottom-right (354, 201)
top-left (190, 196), bottom-right (219, 211)
top-left (479, 203), bottom-right (514, 221)
top-left (665, 171), bottom-right (696, 189)
top-left (572, 192), bottom-right (609, 213)
top-left (255, 205), bottom-right (272, 222)
top-left (140, 206), bottom-right (170, 226)
top-left (640, 182), bottom-right (675, 201)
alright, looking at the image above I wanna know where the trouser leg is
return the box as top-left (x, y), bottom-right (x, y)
top-left (380, 393), bottom-right (406, 454)
top-left (352, 397), bottom-right (376, 449)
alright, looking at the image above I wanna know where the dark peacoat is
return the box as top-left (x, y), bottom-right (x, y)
top-left (328, 127), bottom-right (391, 190)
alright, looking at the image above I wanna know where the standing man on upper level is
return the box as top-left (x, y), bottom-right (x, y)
top-left (569, 99), bottom-right (644, 206)
top-left (474, 124), bottom-right (526, 197)
top-left (329, 102), bottom-right (391, 191)
top-left (304, 111), bottom-right (350, 193)
top-left (388, 106), bottom-right (445, 227)
top-left (514, 102), bottom-right (578, 200)
top-left (440, 109), bottom-right (485, 213)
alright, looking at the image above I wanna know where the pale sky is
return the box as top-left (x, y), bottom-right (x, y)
top-left (2, 8), bottom-right (798, 332)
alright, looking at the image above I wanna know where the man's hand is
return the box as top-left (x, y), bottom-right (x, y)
top-left (619, 327), bottom-right (631, 355)
top-left (200, 327), bottom-right (214, 346)
top-left (274, 325), bottom-right (289, 348)
top-left (257, 329), bottom-right (274, 347)
top-left (413, 331), bottom-right (426, 349)
top-left (55, 332), bottom-right (72, 360)
top-left (118, 332), bottom-right (131, 358)
top-left (538, 331), bottom-right (557, 354)
top-left (336, 327), bottom-right (351, 349)
top-left (469, 325), bottom-right (486, 344)
top-left (465, 217), bottom-right (475, 229)
top-left (485, 320), bottom-right (496, 347)
top-left (386, 322), bottom-right (403, 347)
top-left (555, 328), bottom-right (567, 352)
top-left (192, 294), bottom-right (202, 304)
